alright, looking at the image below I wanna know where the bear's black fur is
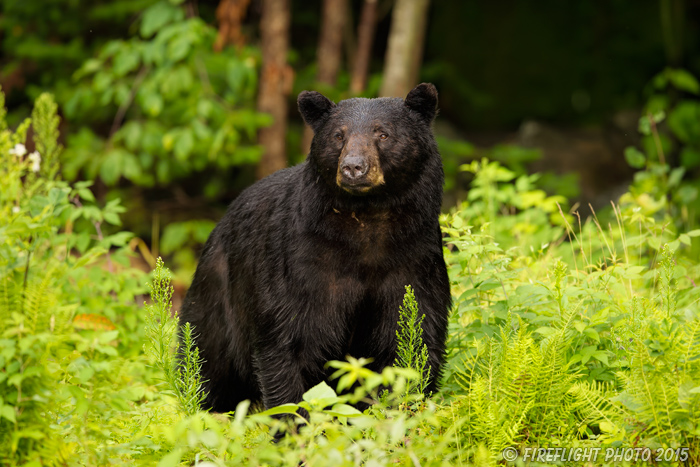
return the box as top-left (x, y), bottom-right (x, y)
top-left (179, 83), bottom-right (451, 413)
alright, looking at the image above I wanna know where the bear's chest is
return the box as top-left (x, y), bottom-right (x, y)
top-left (324, 208), bottom-right (395, 265)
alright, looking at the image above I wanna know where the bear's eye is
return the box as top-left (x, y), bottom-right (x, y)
top-left (379, 133), bottom-right (389, 140)
top-left (334, 133), bottom-right (343, 142)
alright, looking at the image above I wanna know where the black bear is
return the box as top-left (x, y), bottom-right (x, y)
top-left (179, 83), bottom-right (451, 413)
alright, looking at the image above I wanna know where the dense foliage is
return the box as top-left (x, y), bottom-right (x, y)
top-left (1, 89), bottom-right (699, 466)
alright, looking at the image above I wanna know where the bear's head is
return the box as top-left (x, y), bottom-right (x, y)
top-left (298, 83), bottom-right (439, 197)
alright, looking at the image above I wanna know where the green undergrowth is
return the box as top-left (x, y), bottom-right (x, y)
top-left (1, 89), bottom-right (699, 466)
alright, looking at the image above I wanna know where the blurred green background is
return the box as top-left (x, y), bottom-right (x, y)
top-left (2, 0), bottom-right (699, 281)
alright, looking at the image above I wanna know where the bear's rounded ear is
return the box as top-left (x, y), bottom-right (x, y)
top-left (298, 91), bottom-right (335, 132)
top-left (404, 83), bottom-right (438, 123)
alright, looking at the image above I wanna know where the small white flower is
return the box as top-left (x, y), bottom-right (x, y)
top-left (9, 143), bottom-right (27, 157)
top-left (12, 206), bottom-right (20, 214)
top-left (28, 151), bottom-right (41, 173)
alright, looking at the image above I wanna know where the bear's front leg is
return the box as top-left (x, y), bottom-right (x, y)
top-left (252, 306), bottom-right (338, 412)
top-left (254, 344), bottom-right (309, 411)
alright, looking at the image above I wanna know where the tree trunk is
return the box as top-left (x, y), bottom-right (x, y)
top-left (301, 0), bottom-right (348, 156)
top-left (350, 0), bottom-right (378, 94)
top-left (256, 0), bottom-right (292, 179)
top-left (660, 0), bottom-right (684, 66)
top-left (317, 0), bottom-right (347, 84)
top-left (214, 0), bottom-right (252, 52)
top-left (380, 0), bottom-right (430, 98)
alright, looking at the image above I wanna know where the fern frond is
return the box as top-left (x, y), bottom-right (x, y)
top-left (682, 314), bottom-right (700, 374)
top-left (569, 380), bottom-right (624, 429)
top-left (30, 93), bottom-right (62, 181)
top-left (175, 322), bottom-right (208, 416)
top-left (22, 268), bottom-right (59, 334)
top-left (394, 285), bottom-right (431, 396)
top-left (0, 274), bottom-right (22, 332)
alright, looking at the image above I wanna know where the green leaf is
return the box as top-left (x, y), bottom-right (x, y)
top-left (100, 149), bottom-right (127, 186)
top-left (174, 128), bottom-right (194, 160)
top-left (638, 112), bottom-right (665, 136)
top-left (599, 421), bottom-right (615, 433)
top-left (624, 147), bottom-right (646, 169)
top-left (592, 351), bottom-right (609, 366)
top-left (476, 280), bottom-right (501, 291)
top-left (78, 188), bottom-right (95, 202)
top-left (103, 211), bottom-right (121, 225)
top-left (327, 403), bottom-right (363, 417)
top-left (0, 405), bottom-right (16, 423)
top-left (98, 330), bottom-right (120, 344)
top-left (141, 2), bottom-right (181, 38)
top-left (666, 68), bottom-right (700, 94)
top-left (105, 232), bottom-right (134, 247)
top-left (157, 448), bottom-right (183, 467)
top-left (648, 237), bottom-right (661, 251)
top-left (584, 328), bottom-right (600, 343)
top-left (302, 381), bottom-right (337, 403)
top-left (668, 101), bottom-right (700, 144)
top-left (160, 222), bottom-right (189, 254)
top-left (534, 326), bottom-right (558, 337)
top-left (73, 247), bottom-right (107, 268)
top-left (119, 121), bottom-right (142, 151)
top-left (620, 265), bottom-right (646, 279)
top-left (258, 403), bottom-right (300, 416)
top-left (113, 46), bottom-right (140, 77)
top-left (168, 34), bottom-right (192, 62)
top-left (122, 152), bottom-right (143, 182)
top-left (143, 93), bottom-right (163, 117)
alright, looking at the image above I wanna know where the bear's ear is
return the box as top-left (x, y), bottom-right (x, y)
top-left (404, 83), bottom-right (438, 123)
top-left (298, 91), bottom-right (335, 131)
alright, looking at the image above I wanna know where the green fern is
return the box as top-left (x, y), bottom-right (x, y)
top-left (394, 285), bottom-right (431, 397)
top-left (611, 245), bottom-right (700, 464)
top-left (30, 93), bottom-right (62, 181)
top-left (452, 319), bottom-right (616, 459)
top-left (176, 321), bottom-right (208, 416)
top-left (144, 257), bottom-right (207, 415)
top-left (659, 244), bottom-right (677, 318)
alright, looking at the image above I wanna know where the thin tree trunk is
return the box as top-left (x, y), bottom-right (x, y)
top-left (256, 0), bottom-right (292, 179)
top-left (301, 0), bottom-right (348, 156)
top-left (343, 1), bottom-right (357, 76)
top-left (214, 0), bottom-right (252, 52)
top-left (380, 0), bottom-right (431, 98)
top-left (317, 0), bottom-right (347, 84)
top-left (350, 0), bottom-right (378, 94)
top-left (660, 0), bottom-right (684, 66)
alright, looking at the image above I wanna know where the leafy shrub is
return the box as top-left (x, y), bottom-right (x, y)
top-left (0, 89), bottom-right (149, 464)
top-left (57, 0), bottom-right (272, 276)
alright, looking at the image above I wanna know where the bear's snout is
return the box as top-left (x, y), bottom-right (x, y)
top-left (336, 136), bottom-right (384, 193)
top-left (340, 155), bottom-right (369, 181)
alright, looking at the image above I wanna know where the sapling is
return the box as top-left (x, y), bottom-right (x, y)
top-left (394, 285), bottom-right (431, 397)
top-left (144, 257), bottom-right (207, 415)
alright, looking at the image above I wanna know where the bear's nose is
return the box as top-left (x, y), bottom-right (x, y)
top-left (340, 155), bottom-right (369, 181)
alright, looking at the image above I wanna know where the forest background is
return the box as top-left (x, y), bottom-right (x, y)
top-left (3, 0), bottom-right (699, 283)
top-left (2, 0), bottom-right (700, 465)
